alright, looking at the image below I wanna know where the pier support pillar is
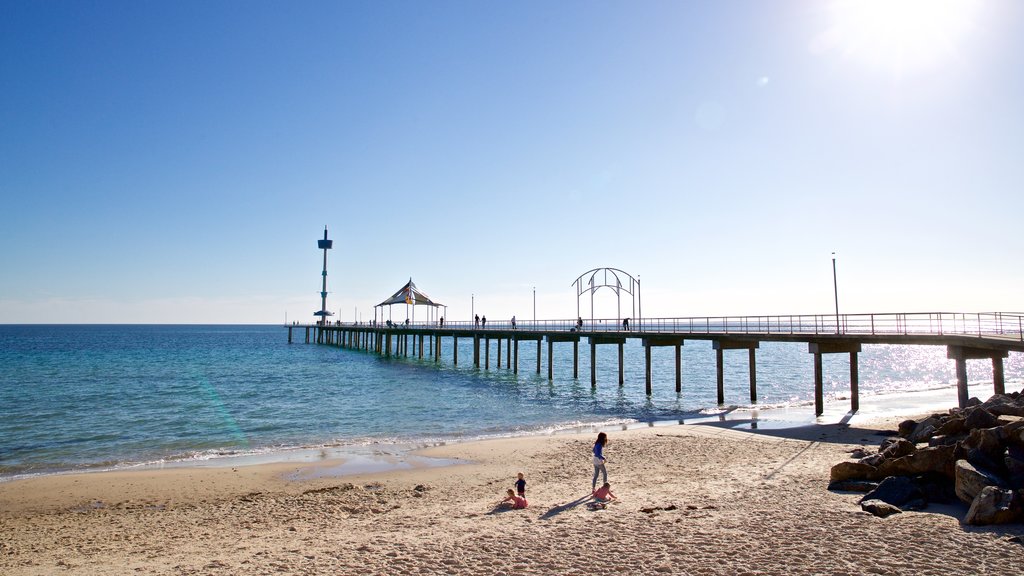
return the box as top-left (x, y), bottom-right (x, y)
top-left (809, 341), bottom-right (862, 416)
top-left (537, 340), bottom-right (542, 374)
top-left (497, 338), bottom-right (502, 368)
top-left (548, 339), bottom-right (553, 380)
top-left (573, 340), bottom-right (579, 379)
top-left (453, 336), bottom-right (458, 365)
top-left (435, 334), bottom-right (441, 363)
top-left (506, 337), bottom-right (511, 369)
top-left (676, 345), bottom-right (682, 393)
top-left (288, 327), bottom-right (293, 344)
top-left (947, 345), bottom-right (1009, 408)
top-left (485, 336), bottom-right (490, 370)
top-left (749, 348), bottom-right (757, 403)
top-left (473, 335), bottom-right (479, 368)
top-left (618, 342), bottom-right (624, 386)
top-left (716, 349), bottom-right (725, 405)
top-left (513, 338), bottom-right (519, 374)
top-left (850, 351), bottom-right (859, 413)
top-left (591, 339), bottom-right (597, 387)
top-left (419, 335), bottom-right (424, 359)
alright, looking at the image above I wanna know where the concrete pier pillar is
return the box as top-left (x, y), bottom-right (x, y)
top-left (675, 345), bottom-right (682, 393)
top-left (288, 327), bottom-right (293, 344)
top-left (813, 352), bottom-right (824, 416)
top-left (994, 357), bottom-right (1006, 395)
top-left (513, 338), bottom-right (519, 374)
top-left (645, 343), bottom-right (652, 394)
top-left (716, 348), bottom-right (725, 405)
top-left (453, 336), bottom-right (458, 365)
top-left (591, 339), bottom-right (597, 387)
top-left (536, 340), bottom-right (542, 374)
top-left (497, 338), bottom-right (502, 368)
top-left (548, 339), bottom-right (554, 380)
top-left (850, 351), bottom-right (859, 413)
top-left (748, 348), bottom-right (757, 403)
top-left (618, 342), bottom-right (624, 386)
top-left (573, 340), bottom-right (579, 378)
top-left (485, 336), bottom-right (490, 370)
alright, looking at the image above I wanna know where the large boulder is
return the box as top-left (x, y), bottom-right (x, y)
top-left (955, 459), bottom-right (1005, 504)
top-left (859, 476), bottom-right (924, 509)
top-left (935, 416), bottom-right (966, 437)
top-left (906, 416), bottom-right (942, 444)
top-left (962, 427), bottom-right (1009, 474)
top-left (831, 460), bottom-right (881, 482)
top-left (963, 406), bottom-right (1000, 431)
top-left (981, 395), bottom-right (1024, 418)
top-left (879, 438), bottom-right (916, 460)
top-left (877, 445), bottom-right (956, 479)
top-left (965, 487), bottom-right (1024, 525)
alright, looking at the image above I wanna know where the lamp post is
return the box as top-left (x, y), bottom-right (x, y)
top-left (532, 286), bottom-right (536, 324)
top-left (832, 252), bottom-right (840, 334)
top-left (471, 293), bottom-right (474, 322)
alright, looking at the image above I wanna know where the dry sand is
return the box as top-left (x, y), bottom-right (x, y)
top-left (2, 417), bottom-right (1023, 575)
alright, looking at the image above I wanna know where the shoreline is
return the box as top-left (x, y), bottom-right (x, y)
top-left (1, 379), bottom-right (1004, 485)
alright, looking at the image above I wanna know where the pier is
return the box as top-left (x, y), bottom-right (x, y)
top-left (288, 312), bottom-right (1024, 415)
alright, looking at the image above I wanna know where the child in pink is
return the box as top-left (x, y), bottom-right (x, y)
top-left (498, 488), bottom-right (528, 509)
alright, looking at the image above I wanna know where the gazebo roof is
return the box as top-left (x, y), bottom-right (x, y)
top-left (377, 278), bottom-right (443, 307)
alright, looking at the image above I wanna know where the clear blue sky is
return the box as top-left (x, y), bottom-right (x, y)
top-left (2, 0), bottom-right (1022, 323)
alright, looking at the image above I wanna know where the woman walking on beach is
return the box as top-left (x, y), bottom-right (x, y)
top-left (592, 432), bottom-right (608, 491)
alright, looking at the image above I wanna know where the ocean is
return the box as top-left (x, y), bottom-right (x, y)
top-left (1, 324), bottom-right (1021, 480)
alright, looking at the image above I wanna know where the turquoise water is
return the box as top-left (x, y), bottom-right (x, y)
top-left (1, 324), bottom-right (1021, 478)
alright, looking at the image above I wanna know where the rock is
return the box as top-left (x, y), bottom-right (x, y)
top-left (907, 416), bottom-right (941, 444)
top-left (877, 445), bottom-right (956, 479)
top-left (1005, 455), bottom-right (1024, 489)
top-left (955, 459), bottom-right (1005, 504)
top-left (828, 479), bottom-right (879, 493)
top-left (914, 473), bottom-right (956, 504)
top-left (981, 395), bottom-right (1024, 418)
top-left (861, 499), bottom-right (902, 518)
top-left (859, 476), bottom-right (923, 508)
top-left (880, 438), bottom-right (916, 460)
top-left (962, 427), bottom-right (1008, 474)
top-left (965, 487), bottom-right (1024, 525)
top-left (830, 461), bottom-right (880, 482)
top-left (861, 453), bottom-right (885, 467)
top-left (935, 416), bottom-right (966, 437)
top-left (897, 419), bottom-right (919, 438)
top-left (963, 407), bottom-right (999, 431)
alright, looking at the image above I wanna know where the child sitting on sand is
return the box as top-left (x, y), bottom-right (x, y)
top-left (589, 482), bottom-right (617, 509)
top-left (497, 488), bottom-right (528, 509)
top-left (515, 472), bottom-right (526, 497)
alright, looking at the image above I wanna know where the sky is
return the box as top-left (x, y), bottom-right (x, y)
top-left (1, 0), bottom-right (1022, 324)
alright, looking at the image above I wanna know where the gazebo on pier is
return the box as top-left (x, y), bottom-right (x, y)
top-left (374, 278), bottom-right (445, 326)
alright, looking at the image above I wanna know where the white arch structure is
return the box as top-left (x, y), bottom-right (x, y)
top-left (571, 267), bottom-right (641, 325)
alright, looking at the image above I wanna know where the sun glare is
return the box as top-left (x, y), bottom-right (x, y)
top-left (826, 0), bottom-right (979, 74)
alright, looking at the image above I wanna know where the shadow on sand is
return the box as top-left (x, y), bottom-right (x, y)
top-left (540, 495), bottom-right (592, 520)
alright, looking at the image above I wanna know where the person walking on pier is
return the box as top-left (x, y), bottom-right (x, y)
top-left (592, 432), bottom-right (608, 491)
top-left (511, 315), bottom-right (516, 330)
top-left (475, 314), bottom-right (480, 328)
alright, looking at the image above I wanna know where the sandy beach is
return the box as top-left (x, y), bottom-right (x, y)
top-left (2, 412), bottom-right (1023, 576)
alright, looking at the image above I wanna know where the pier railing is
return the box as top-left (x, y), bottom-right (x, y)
top-left (305, 312), bottom-right (1024, 342)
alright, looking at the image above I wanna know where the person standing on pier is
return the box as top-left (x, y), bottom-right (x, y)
top-left (482, 315), bottom-right (487, 328)
top-left (475, 314), bottom-right (480, 328)
top-left (511, 316), bottom-right (516, 330)
top-left (592, 432), bottom-right (608, 491)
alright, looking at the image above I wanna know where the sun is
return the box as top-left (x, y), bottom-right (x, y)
top-left (825, 0), bottom-right (980, 74)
